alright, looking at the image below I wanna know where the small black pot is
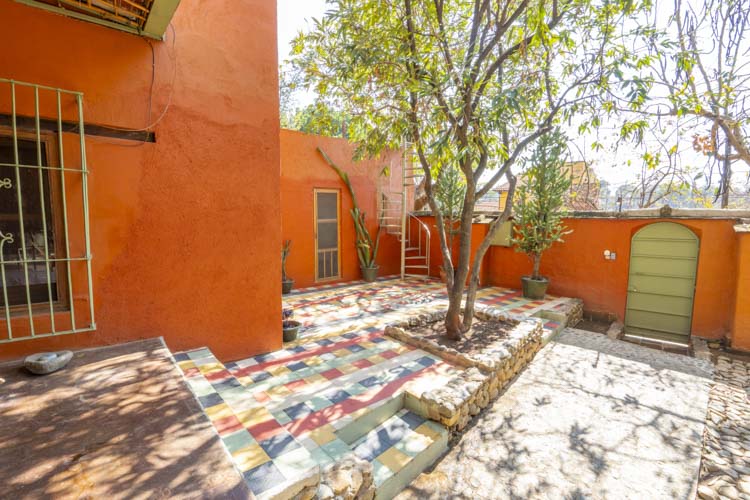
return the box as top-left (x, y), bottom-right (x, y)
top-left (521, 275), bottom-right (549, 300)
top-left (282, 279), bottom-right (294, 294)
top-left (361, 266), bottom-right (378, 283)
top-left (282, 320), bottom-right (301, 342)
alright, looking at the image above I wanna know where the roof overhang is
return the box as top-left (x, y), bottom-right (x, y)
top-left (14, 0), bottom-right (181, 40)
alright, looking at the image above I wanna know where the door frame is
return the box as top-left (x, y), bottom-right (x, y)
top-left (313, 188), bottom-right (342, 282)
top-left (624, 221), bottom-right (700, 343)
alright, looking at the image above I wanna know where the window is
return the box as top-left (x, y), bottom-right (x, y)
top-left (0, 135), bottom-right (62, 308)
top-left (0, 78), bottom-right (95, 343)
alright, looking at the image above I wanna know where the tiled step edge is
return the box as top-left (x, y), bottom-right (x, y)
top-left (172, 347), bottom-right (321, 500)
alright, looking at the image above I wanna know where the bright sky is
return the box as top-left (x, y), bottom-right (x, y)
top-left (277, 0), bottom-right (327, 63)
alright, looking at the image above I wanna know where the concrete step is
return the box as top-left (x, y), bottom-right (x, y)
top-left (350, 408), bottom-right (448, 500)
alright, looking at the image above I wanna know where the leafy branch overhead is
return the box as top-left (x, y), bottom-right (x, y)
top-left (318, 147), bottom-right (381, 269)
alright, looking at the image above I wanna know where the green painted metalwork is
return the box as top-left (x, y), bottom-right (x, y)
top-left (625, 222), bottom-right (699, 343)
top-left (0, 78), bottom-right (95, 343)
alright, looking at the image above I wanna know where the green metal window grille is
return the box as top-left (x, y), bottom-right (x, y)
top-left (0, 78), bottom-right (95, 343)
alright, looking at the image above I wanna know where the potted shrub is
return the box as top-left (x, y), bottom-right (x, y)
top-left (282, 307), bottom-right (301, 342)
top-left (319, 147), bottom-right (382, 282)
top-left (282, 240), bottom-right (294, 294)
top-left (511, 129), bottom-right (572, 299)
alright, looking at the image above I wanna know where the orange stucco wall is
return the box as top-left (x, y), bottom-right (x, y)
top-left (732, 232), bottom-right (750, 350)
top-left (486, 217), bottom-right (739, 339)
top-left (0, 0), bottom-right (281, 361)
top-left (280, 130), bottom-right (402, 288)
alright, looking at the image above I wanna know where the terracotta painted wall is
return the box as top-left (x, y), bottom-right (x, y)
top-left (280, 130), bottom-right (402, 288)
top-left (0, 0), bottom-right (281, 361)
top-left (732, 232), bottom-right (750, 351)
top-left (486, 217), bottom-right (739, 339)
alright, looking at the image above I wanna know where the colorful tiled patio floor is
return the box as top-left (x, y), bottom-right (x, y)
top-left (175, 278), bottom-right (574, 498)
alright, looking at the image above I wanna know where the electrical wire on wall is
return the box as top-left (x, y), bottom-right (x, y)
top-left (102, 23), bottom-right (178, 140)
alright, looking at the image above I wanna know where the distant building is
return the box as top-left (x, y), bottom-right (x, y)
top-left (488, 161), bottom-right (600, 211)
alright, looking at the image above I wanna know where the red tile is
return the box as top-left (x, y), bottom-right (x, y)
top-left (247, 418), bottom-right (285, 442)
top-left (206, 369), bottom-right (232, 382)
top-left (214, 415), bottom-right (244, 436)
top-left (352, 359), bottom-right (373, 369)
top-left (254, 391), bottom-right (271, 403)
top-left (285, 379), bottom-right (308, 391)
top-left (321, 368), bottom-right (344, 380)
top-left (380, 350), bottom-right (399, 359)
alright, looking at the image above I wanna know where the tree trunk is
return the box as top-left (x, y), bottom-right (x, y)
top-left (532, 253), bottom-right (542, 280)
top-left (463, 174), bottom-right (517, 328)
top-left (443, 167), bottom-right (476, 339)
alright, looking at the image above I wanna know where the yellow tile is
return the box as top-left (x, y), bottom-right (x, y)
top-left (367, 355), bottom-right (386, 365)
top-left (237, 376), bottom-right (254, 385)
top-left (177, 360), bottom-right (196, 370)
top-left (359, 341), bottom-right (377, 349)
top-left (232, 444), bottom-right (270, 472)
top-left (198, 362), bottom-right (224, 373)
top-left (305, 357), bottom-right (324, 366)
top-left (414, 422), bottom-right (441, 441)
top-left (305, 373), bottom-right (327, 384)
top-left (338, 364), bottom-right (358, 375)
top-left (205, 403), bottom-right (233, 420)
top-left (333, 349), bottom-right (350, 358)
top-left (267, 365), bottom-right (291, 377)
top-left (309, 425), bottom-right (336, 446)
top-left (267, 384), bottom-right (292, 398)
top-left (377, 447), bottom-right (412, 472)
top-left (236, 407), bottom-right (273, 426)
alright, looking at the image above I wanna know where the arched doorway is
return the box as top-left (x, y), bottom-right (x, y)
top-left (624, 222), bottom-right (699, 344)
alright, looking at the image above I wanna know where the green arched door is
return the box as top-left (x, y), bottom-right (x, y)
top-left (624, 222), bottom-right (699, 344)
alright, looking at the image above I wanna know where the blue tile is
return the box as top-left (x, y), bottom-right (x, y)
top-left (347, 344), bottom-right (366, 353)
top-left (359, 376), bottom-right (381, 388)
top-left (325, 390), bottom-right (350, 404)
top-left (224, 361), bottom-right (238, 370)
top-left (342, 332), bottom-right (358, 339)
top-left (389, 366), bottom-right (413, 377)
top-left (259, 432), bottom-right (301, 458)
top-left (198, 392), bottom-right (223, 408)
top-left (289, 346), bottom-right (307, 353)
top-left (371, 336), bottom-right (387, 343)
top-left (401, 411), bottom-right (426, 430)
top-left (212, 379), bottom-right (242, 392)
top-left (255, 353), bottom-right (275, 363)
top-left (252, 371), bottom-right (273, 383)
top-left (316, 339), bottom-right (334, 346)
top-left (173, 352), bottom-right (190, 362)
top-left (284, 402), bottom-right (312, 420)
top-left (287, 361), bottom-right (308, 372)
top-left (244, 461), bottom-right (285, 496)
top-left (417, 356), bottom-right (436, 367)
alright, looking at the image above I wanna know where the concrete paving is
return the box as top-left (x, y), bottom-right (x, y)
top-left (399, 328), bottom-right (713, 500)
top-left (0, 338), bottom-right (249, 499)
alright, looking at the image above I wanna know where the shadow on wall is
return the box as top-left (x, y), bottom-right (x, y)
top-left (0, 339), bottom-right (248, 498)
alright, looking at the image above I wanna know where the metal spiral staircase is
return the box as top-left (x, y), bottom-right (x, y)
top-left (379, 149), bottom-right (431, 279)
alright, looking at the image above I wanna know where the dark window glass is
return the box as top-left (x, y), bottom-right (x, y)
top-left (0, 137), bottom-right (58, 307)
